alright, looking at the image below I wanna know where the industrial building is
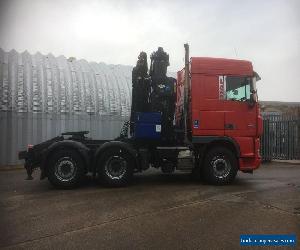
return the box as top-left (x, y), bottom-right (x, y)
top-left (0, 48), bottom-right (132, 166)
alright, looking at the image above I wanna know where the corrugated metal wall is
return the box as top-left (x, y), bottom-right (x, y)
top-left (0, 49), bottom-right (133, 166)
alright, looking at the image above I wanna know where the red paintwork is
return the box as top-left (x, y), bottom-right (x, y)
top-left (190, 57), bottom-right (253, 75)
top-left (239, 137), bottom-right (261, 170)
top-left (176, 57), bottom-right (261, 171)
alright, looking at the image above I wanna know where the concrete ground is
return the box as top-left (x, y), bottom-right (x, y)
top-left (0, 162), bottom-right (299, 250)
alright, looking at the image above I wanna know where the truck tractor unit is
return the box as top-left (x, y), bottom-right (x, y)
top-left (19, 44), bottom-right (263, 188)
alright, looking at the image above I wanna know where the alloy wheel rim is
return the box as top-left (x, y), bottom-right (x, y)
top-left (105, 156), bottom-right (127, 180)
top-left (54, 157), bottom-right (77, 182)
top-left (211, 155), bottom-right (231, 179)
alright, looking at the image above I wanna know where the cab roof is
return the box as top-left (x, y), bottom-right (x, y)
top-left (191, 57), bottom-right (253, 76)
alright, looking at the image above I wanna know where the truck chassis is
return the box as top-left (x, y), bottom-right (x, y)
top-left (19, 44), bottom-right (261, 188)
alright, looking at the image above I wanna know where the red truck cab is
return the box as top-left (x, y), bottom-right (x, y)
top-left (176, 57), bottom-right (262, 173)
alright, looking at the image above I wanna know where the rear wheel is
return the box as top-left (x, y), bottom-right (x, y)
top-left (47, 149), bottom-right (85, 189)
top-left (202, 146), bottom-right (238, 185)
top-left (98, 148), bottom-right (134, 187)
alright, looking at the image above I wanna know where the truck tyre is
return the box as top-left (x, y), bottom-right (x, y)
top-left (203, 146), bottom-right (238, 185)
top-left (98, 148), bottom-right (134, 187)
top-left (47, 149), bottom-right (85, 189)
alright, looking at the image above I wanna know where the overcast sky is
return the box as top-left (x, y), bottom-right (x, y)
top-left (0, 0), bottom-right (299, 102)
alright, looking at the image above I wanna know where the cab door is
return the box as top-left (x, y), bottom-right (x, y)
top-left (222, 76), bottom-right (257, 138)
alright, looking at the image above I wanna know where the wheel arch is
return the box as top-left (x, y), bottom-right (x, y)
top-left (193, 136), bottom-right (239, 185)
top-left (192, 136), bottom-right (240, 158)
top-left (42, 140), bottom-right (90, 176)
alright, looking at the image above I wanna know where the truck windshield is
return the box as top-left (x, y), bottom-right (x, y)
top-left (225, 76), bottom-right (254, 102)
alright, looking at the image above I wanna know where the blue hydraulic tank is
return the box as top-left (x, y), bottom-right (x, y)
top-left (133, 112), bottom-right (161, 139)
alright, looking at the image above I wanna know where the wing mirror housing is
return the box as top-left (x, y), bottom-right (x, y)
top-left (248, 92), bottom-right (256, 107)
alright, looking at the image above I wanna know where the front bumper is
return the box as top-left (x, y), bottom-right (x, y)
top-left (239, 156), bottom-right (261, 172)
top-left (239, 137), bottom-right (261, 172)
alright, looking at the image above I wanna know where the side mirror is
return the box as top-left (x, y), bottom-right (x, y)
top-left (248, 93), bottom-right (256, 107)
top-left (254, 71), bottom-right (261, 81)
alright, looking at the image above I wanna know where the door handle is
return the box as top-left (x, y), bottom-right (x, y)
top-left (225, 124), bottom-right (235, 130)
top-left (247, 124), bottom-right (255, 128)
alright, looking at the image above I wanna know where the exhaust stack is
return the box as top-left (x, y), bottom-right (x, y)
top-left (183, 43), bottom-right (190, 143)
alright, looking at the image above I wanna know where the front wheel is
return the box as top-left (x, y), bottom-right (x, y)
top-left (97, 148), bottom-right (134, 187)
top-left (202, 147), bottom-right (238, 185)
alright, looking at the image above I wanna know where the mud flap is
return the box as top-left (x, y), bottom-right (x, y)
top-left (25, 162), bottom-right (34, 180)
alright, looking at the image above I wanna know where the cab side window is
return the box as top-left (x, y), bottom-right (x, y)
top-left (226, 76), bottom-right (251, 102)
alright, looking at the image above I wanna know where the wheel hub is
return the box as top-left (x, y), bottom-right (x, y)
top-left (54, 157), bottom-right (76, 182)
top-left (105, 156), bottom-right (127, 180)
top-left (211, 156), bottom-right (231, 179)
